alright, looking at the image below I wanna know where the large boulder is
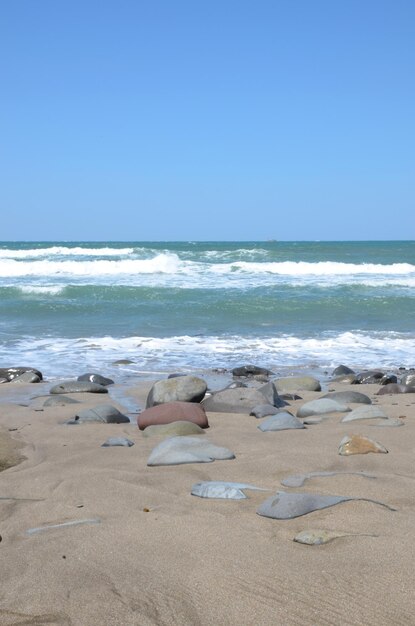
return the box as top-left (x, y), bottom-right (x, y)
top-left (137, 401), bottom-right (208, 431)
top-left (202, 382), bottom-right (286, 414)
top-left (146, 375), bottom-right (207, 408)
top-left (274, 376), bottom-right (321, 393)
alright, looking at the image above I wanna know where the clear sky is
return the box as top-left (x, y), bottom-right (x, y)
top-left (0, 0), bottom-right (414, 241)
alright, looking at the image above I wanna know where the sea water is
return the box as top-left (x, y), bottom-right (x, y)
top-left (0, 241), bottom-right (414, 381)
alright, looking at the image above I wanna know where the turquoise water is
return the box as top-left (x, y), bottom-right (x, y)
top-left (0, 241), bottom-right (414, 379)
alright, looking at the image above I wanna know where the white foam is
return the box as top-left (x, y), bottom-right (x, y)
top-left (220, 261), bottom-right (415, 276)
top-left (18, 285), bottom-right (64, 295)
top-left (0, 246), bottom-right (134, 259)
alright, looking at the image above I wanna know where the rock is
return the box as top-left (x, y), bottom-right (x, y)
top-left (281, 471), bottom-right (376, 488)
top-left (377, 383), bottom-right (415, 395)
top-left (321, 391), bottom-right (371, 404)
top-left (50, 381), bottom-right (108, 394)
top-left (226, 381), bottom-right (247, 389)
top-left (341, 405), bottom-right (388, 422)
top-left (380, 374), bottom-right (398, 385)
top-left (202, 382), bottom-right (286, 414)
top-left (293, 529), bottom-right (367, 545)
top-left (332, 365), bottom-right (355, 376)
top-left (112, 359), bottom-right (134, 365)
top-left (78, 373), bottom-right (114, 386)
top-left (280, 393), bottom-right (302, 401)
top-left (147, 436), bottom-right (235, 466)
top-left (354, 370), bottom-right (384, 384)
top-left (256, 491), bottom-right (395, 520)
top-left (101, 437), bottom-right (134, 447)
top-left (73, 405), bottom-right (130, 423)
top-left (191, 481), bottom-right (267, 499)
top-left (142, 421), bottom-right (206, 438)
top-left (302, 416), bottom-right (325, 425)
top-left (297, 398), bottom-right (350, 418)
top-left (369, 418), bottom-right (404, 427)
top-left (44, 395), bottom-right (81, 407)
top-left (146, 375), bottom-right (207, 408)
top-left (0, 378), bottom-right (8, 384)
top-left (138, 401), bottom-right (208, 431)
top-left (0, 367), bottom-right (43, 382)
top-left (332, 374), bottom-right (358, 384)
top-left (401, 372), bottom-right (415, 387)
top-left (250, 404), bottom-right (281, 418)
top-left (258, 412), bottom-right (305, 432)
top-left (10, 372), bottom-right (41, 384)
top-left (231, 364), bottom-right (274, 377)
top-left (338, 434), bottom-right (388, 455)
top-left (274, 376), bottom-right (321, 393)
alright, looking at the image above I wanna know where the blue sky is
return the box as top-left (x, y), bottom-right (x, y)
top-left (0, 0), bottom-right (414, 240)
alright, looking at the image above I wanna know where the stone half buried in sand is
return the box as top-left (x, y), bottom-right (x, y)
top-left (202, 382), bottom-right (287, 414)
top-left (341, 405), bottom-right (388, 422)
top-left (142, 421), bottom-right (206, 438)
top-left (137, 401), bottom-right (209, 431)
top-left (101, 437), bottom-right (135, 447)
top-left (293, 529), bottom-right (375, 545)
top-left (281, 471), bottom-right (376, 488)
top-left (321, 390), bottom-right (372, 405)
top-left (297, 398), bottom-right (350, 418)
top-left (274, 376), bottom-right (321, 393)
top-left (338, 434), bottom-right (388, 455)
top-left (72, 405), bottom-right (130, 424)
top-left (256, 491), bottom-right (396, 520)
top-left (50, 380), bottom-right (108, 394)
top-left (191, 481), bottom-right (268, 500)
top-left (44, 395), bottom-right (81, 407)
top-left (146, 375), bottom-right (207, 408)
top-left (257, 411), bottom-right (305, 432)
top-left (147, 436), bottom-right (235, 466)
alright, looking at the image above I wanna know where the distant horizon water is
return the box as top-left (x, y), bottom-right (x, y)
top-left (1, 240), bottom-right (414, 381)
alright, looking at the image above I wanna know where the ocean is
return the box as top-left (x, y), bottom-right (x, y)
top-left (1, 240), bottom-right (414, 382)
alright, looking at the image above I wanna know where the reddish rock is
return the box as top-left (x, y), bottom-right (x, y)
top-left (137, 401), bottom-right (209, 431)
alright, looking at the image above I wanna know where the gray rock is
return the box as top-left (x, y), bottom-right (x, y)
top-left (142, 421), bottom-right (206, 438)
top-left (258, 412), bottom-right (305, 432)
top-left (376, 383), bottom-right (415, 395)
top-left (341, 405), bottom-right (388, 422)
top-left (73, 404), bottom-right (130, 423)
top-left (297, 398), bottom-right (350, 418)
top-left (101, 437), bottom-right (134, 447)
top-left (232, 364), bottom-right (274, 377)
top-left (256, 491), bottom-right (396, 519)
top-left (78, 373), bottom-right (114, 386)
top-left (281, 471), bottom-right (376, 488)
top-left (10, 372), bottom-right (41, 384)
top-left (147, 436), bottom-right (235, 466)
top-left (191, 481), bottom-right (267, 499)
top-left (250, 404), bottom-right (281, 418)
top-left (401, 372), bottom-right (415, 387)
top-left (274, 376), bottom-right (321, 393)
top-left (202, 382), bottom-right (286, 414)
top-left (380, 374), bottom-right (398, 385)
top-left (50, 381), bottom-right (108, 394)
top-left (354, 370), bottom-right (384, 384)
top-left (332, 374), bottom-right (358, 384)
top-left (332, 365), bottom-right (355, 376)
top-left (321, 391), bottom-right (371, 405)
top-left (0, 367), bottom-right (43, 382)
top-left (146, 375), bottom-right (207, 408)
top-left (44, 395), bottom-right (81, 407)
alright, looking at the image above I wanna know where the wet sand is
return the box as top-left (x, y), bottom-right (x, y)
top-left (1, 375), bottom-right (415, 625)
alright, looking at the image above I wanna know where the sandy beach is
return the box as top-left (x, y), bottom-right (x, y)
top-left (1, 371), bottom-right (415, 626)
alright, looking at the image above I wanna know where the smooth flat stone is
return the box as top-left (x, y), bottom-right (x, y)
top-left (78, 373), bottom-right (114, 386)
top-left (101, 437), bottom-right (134, 447)
top-left (341, 405), bottom-right (388, 422)
top-left (147, 436), bottom-right (235, 466)
top-left (293, 529), bottom-right (373, 545)
top-left (257, 491), bottom-right (396, 520)
top-left (274, 376), bottom-right (321, 393)
top-left (142, 421), bottom-right (205, 438)
top-left (26, 518), bottom-right (101, 535)
top-left (44, 395), bottom-right (81, 407)
top-left (191, 481), bottom-right (267, 499)
top-left (281, 471), bottom-right (376, 488)
top-left (297, 398), bottom-right (350, 418)
top-left (258, 412), bottom-right (305, 432)
top-left (73, 404), bottom-right (130, 424)
top-left (376, 384), bottom-right (415, 395)
top-left (321, 391), bottom-right (371, 405)
top-left (338, 434), bottom-right (388, 455)
top-left (250, 404), bottom-right (281, 418)
top-left (50, 381), bottom-right (108, 394)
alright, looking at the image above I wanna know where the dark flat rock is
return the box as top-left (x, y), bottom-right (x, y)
top-left (50, 381), bottom-right (108, 394)
top-left (78, 373), bottom-right (114, 386)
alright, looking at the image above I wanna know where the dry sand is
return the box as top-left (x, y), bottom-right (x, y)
top-left (1, 377), bottom-right (415, 625)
